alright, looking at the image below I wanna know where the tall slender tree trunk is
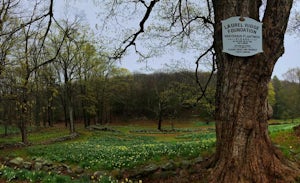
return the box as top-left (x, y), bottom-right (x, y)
top-left (34, 94), bottom-right (40, 128)
top-left (20, 121), bottom-right (28, 144)
top-left (210, 0), bottom-right (300, 182)
top-left (2, 106), bottom-right (9, 136)
top-left (157, 102), bottom-right (163, 131)
top-left (4, 123), bottom-right (8, 136)
top-left (61, 95), bottom-right (68, 127)
top-left (67, 84), bottom-right (75, 133)
top-left (69, 105), bottom-right (75, 133)
top-left (19, 97), bottom-right (28, 144)
top-left (34, 71), bottom-right (40, 128)
top-left (18, 80), bottom-right (30, 144)
top-left (3, 115), bottom-right (8, 136)
top-left (47, 98), bottom-right (53, 127)
top-left (81, 85), bottom-right (89, 127)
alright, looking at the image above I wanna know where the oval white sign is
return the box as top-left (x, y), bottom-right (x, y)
top-left (222, 16), bottom-right (263, 57)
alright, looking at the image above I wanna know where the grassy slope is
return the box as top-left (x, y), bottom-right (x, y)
top-left (0, 119), bottom-right (299, 182)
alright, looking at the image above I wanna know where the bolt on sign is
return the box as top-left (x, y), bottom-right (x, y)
top-left (222, 16), bottom-right (263, 57)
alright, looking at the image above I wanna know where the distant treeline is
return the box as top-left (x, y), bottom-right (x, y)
top-left (1, 66), bottom-right (299, 136)
top-left (270, 71), bottom-right (300, 121)
top-left (0, 70), bottom-right (216, 129)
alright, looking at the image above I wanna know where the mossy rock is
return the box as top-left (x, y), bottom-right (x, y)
top-left (8, 157), bottom-right (24, 167)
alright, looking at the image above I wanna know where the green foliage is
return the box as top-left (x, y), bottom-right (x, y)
top-left (0, 165), bottom-right (69, 183)
top-left (268, 82), bottom-right (276, 106)
top-left (27, 132), bottom-right (214, 170)
top-left (194, 121), bottom-right (215, 127)
top-left (270, 123), bottom-right (300, 160)
top-left (268, 122), bottom-right (300, 134)
top-left (272, 75), bottom-right (300, 119)
top-left (0, 125), bottom-right (19, 135)
top-left (0, 127), bottom-right (69, 144)
top-left (1, 121), bottom-right (300, 182)
top-left (176, 131), bottom-right (216, 141)
top-left (0, 164), bottom-right (118, 183)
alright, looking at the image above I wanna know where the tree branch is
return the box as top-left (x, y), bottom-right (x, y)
top-left (262, 0), bottom-right (293, 62)
top-left (37, 0), bottom-right (54, 57)
top-left (195, 44), bottom-right (216, 102)
top-left (0, 0), bottom-right (53, 37)
top-left (112, 0), bottom-right (160, 59)
top-left (30, 31), bottom-right (67, 73)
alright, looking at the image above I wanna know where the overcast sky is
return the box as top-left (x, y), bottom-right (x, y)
top-left (53, 0), bottom-right (300, 79)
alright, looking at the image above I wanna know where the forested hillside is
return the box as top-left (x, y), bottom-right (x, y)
top-left (0, 65), bottom-right (217, 131)
top-left (1, 60), bottom-right (300, 137)
top-left (271, 69), bottom-right (300, 120)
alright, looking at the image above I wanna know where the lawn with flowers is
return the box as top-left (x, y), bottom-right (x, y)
top-left (1, 119), bottom-right (300, 182)
top-left (26, 127), bottom-right (216, 171)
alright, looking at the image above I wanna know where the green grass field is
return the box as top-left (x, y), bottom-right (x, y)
top-left (0, 119), bottom-right (300, 182)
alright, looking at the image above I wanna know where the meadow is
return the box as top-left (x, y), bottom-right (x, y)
top-left (0, 119), bottom-right (300, 182)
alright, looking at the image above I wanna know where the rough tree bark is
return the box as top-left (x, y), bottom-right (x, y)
top-left (210, 0), bottom-right (300, 182)
top-left (103, 0), bottom-right (299, 181)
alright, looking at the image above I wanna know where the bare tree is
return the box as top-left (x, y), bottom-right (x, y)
top-left (53, 18), bottom-right (87, 134)
top-left (0, 0), bottom-right (67, 143)
top-left (283, 67), bottom-right (300, 84)
top-left (0, 0), bottom-right (21, 75)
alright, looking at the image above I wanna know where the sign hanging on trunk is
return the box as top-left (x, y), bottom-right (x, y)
top-left (222, 16), bottom-right (263, 57)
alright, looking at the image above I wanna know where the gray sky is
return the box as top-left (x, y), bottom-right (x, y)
top-left (53, 0), bottom-right (300, 79)
top-left (275, 35), bottom-right (299, 78)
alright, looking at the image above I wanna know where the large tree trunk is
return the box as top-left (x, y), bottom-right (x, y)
top-left (210, 0), bottom-right (300, 182)
top-left (20, 122), bottom-right (28, 144)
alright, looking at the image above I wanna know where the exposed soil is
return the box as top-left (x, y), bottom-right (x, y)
top-left (294, 125), bottom-right (300, 137)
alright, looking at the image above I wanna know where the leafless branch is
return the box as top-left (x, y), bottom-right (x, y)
top-left (136, 0), bottom-right (147, 8)
top-left (169, 0), bottom-right (213, 36)
top-left (112, 0), bottom-right (160, 59)
top-left (206, 0), bottom-right (213, 22)
top-left (195, 44), bottom-right (216, 102)
top-left (37, 0), bottom-right (54, 56)
top-left (30, 31), bottom-right (67, 73)
top-left (0, 0), bottom-right (53, 37)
